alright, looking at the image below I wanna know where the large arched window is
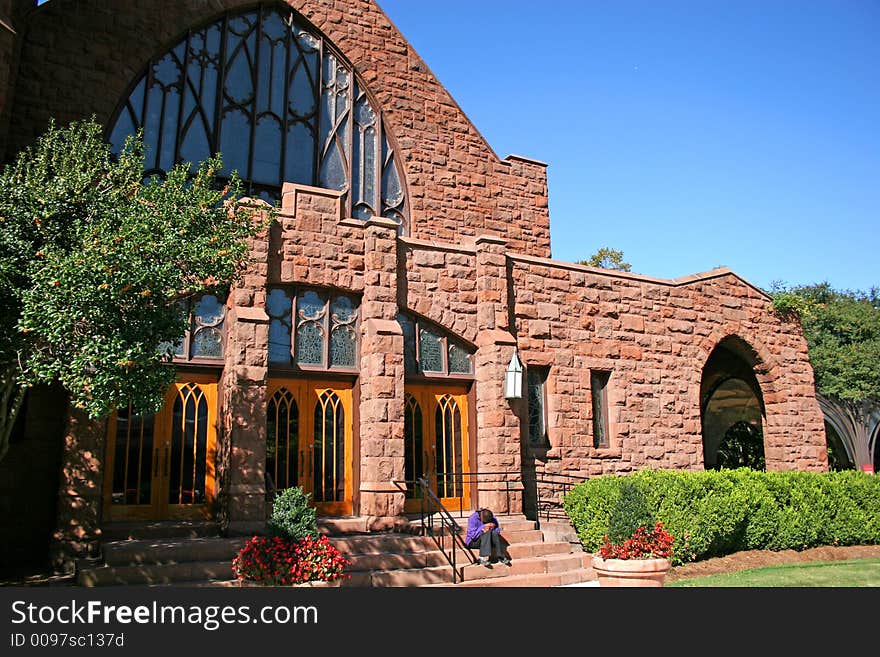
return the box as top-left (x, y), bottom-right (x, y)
top-left (108, 4), bottom-right (408, 231)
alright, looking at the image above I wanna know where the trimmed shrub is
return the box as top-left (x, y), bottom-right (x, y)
top-left (563, 468), bottom-right (880, 565)
top-left (606, 480), bottom-right (654, 545)
top-left (267, 486), bottom-right (318, 541)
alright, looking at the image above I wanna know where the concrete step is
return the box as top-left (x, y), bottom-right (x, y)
top-left (363, 565), bottom-right (456, 587)
top-left (328, 533), bottom-right (438, 555)
top-left (506, 540), bottom-right (571, 559)
top-left (78, 560), bottom-right (234, 587)
top-left (102, 537), bottom-right (247, 566)
top-left (346, 549), bottom-right (450, 571)
top-left (100, 521), bottom-right (220, 541)
top-left (426, 568), bottom-right (597, 588)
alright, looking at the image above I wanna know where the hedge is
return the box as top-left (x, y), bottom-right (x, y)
top-left (562, 469), bottom-right (880, 565)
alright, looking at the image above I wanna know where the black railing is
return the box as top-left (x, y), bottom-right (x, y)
top-left (413, 477), bottom-right (475, 584)
top-left (405, 470), bottom-right (589, 529)
top-left (398, 470), bottom-right (590, 583)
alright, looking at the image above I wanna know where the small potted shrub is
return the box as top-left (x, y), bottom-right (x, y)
top-left (232, 486), bottom-right (349, 587)
top-left (590, 481), bottom-right (675, 587)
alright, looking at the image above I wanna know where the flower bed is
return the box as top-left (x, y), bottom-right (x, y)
top-left (232, 535), bottom-right (349, 586)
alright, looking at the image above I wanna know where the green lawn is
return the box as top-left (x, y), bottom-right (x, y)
top-left (667, 558), bottom-right (880, 587)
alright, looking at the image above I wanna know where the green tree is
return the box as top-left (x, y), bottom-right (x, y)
top-left (0, 118), bottom-right (267, 462)
top-left (716, 421), bottom-right (766, 471)
top-left (771, 283), bottom-right (880, 471)
top-left (578, 247), bottom-right (632, 272)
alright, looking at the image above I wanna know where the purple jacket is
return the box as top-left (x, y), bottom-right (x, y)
top-left (465, 509), bottom-right (500, 544)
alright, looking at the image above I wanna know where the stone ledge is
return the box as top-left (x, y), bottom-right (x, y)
top-left (235, 306), bottom-right (269, 323)
top-left (363, 318), bottom-right (403, 337)
top-left (475, 329), bottom-right (517, 347)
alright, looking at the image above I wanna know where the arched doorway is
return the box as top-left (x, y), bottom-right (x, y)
top-left (701, 337), bottom-right (766, 470)
top-left (824, 421), bottom-right (855, 471)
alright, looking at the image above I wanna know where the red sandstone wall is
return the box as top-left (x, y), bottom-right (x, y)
top-left (510, 257), bottom-right (829, 476)
top-left (8, 0), bottom-right (551, 256)
top-left (400, 237), bottom-right (478, 343)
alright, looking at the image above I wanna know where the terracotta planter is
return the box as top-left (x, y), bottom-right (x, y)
top-left (238, 579), bottom-right (342, 588)
top-left (591, 556), bottom-right (671, 587)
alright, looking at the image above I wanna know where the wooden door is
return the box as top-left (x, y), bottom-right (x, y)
top-left (104, 375), bottom-right (218, 521)
top-left (403, 385), bottom-right (470, 513)
top-left (266, 379), bottom-right (353, 516)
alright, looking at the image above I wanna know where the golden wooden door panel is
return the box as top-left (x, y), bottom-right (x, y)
top-left (103, 375), bottom-right (218, 521)
top-left (266, 379), bottom-right (353, 516)
top-left (403, 385), bottom-right (470, 513)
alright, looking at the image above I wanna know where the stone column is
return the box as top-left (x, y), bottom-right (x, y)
top-left (473, 235), bottom-right (523, 514)
top-left (358, 216), bottom-right (406, 528)
top-left (223, 210), bottom-right (271, 536)
top-left (49, 409), bottom-right (105, 573)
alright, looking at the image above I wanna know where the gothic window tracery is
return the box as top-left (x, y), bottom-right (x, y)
top-left (108, 4), bottom-right (408, 231)
top-left (397, 313), bottom-right (474, 378)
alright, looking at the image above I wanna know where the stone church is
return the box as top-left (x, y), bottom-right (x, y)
top-left (0, 0), bottom-right (828, 573)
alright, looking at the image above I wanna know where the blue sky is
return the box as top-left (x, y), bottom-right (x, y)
top-left (378, 0), bottom-right (879, 293)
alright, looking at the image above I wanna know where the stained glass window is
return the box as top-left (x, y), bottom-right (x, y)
top-left (418, 326), bottom-right (444, 373)
top-left (398, 313), bottom-right (474, 378)
top-left (296, 291), bottom-right (326, 366)
top-left (167, 294), bottom-right (227, 364)
top-left (448, 342), bottom-right (473, 375)
top-left (107, 5), bottom-right (408, 230)
top-left (330, 296), bottom-right (358, 368)
top-left (268, 287), bottom-right (359, 370)
top-left (190, 295), bottom-right (226, 359)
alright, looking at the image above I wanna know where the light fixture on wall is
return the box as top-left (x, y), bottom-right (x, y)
top-left (505, 350), bottom-right (523, 400)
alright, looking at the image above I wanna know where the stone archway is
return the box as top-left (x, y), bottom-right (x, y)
top-left (700, 336), bottom-right (766, 470)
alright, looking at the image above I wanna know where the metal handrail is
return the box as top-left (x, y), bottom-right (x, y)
top-left (414, 477), bottom-right (475, 584)
top-left (398, 470), bottom-right (590, 583)
top-left (404, 470), bottom-right (588, 528)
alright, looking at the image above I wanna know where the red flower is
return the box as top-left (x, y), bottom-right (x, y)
top-left (598, 522), bottom-right (675, 560)
top-left (232, 534), bottom-right (350, 585)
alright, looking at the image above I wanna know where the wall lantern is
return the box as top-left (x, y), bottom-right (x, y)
top-left (505, 350), bottom-right (524, 400)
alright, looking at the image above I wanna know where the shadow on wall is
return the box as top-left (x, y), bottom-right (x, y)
top-left (0, 383), bottom-right (68, 576)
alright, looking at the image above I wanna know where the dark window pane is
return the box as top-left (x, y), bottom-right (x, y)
top-left (267, 389), bottom-right (299, 492)
top-left (404, 395), bottom-right (423, 497)
top-left (313, 391), bottom-right (344, 503)
top-left (398, 314), bottom-right (417, 375)
top-left (527, 368), bottom-right (546, 445)
top-left (591, 371), bottom-right (611, 448)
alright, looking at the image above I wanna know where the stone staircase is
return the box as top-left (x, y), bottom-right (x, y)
top-left (76, 515), bottom-right (596, 587)
top-left (76, 520), bottom-right (242, 587)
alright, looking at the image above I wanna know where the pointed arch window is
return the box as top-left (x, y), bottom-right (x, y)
top-left (107, 4), bottom-right (408, 232)
top-left (397, 313), bottom-right (474, 378)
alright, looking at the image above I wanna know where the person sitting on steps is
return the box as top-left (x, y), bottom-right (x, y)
top-left (465, 508), bottom-right (510, 565)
